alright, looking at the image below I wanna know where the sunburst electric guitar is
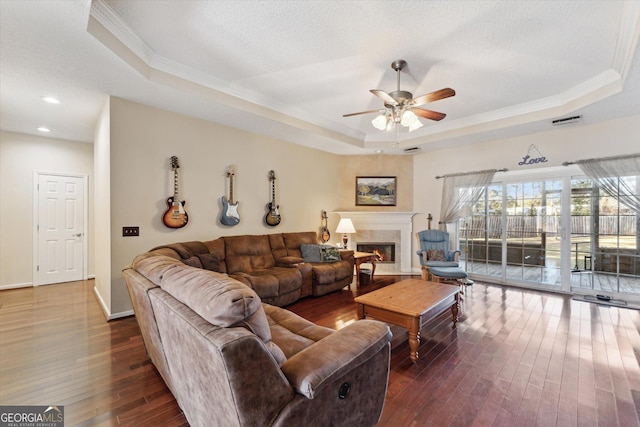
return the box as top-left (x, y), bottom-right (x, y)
top-left (162, 156), bottom-right (189, 228)
top-left (265, 170), bottom-right (281, 226)
top-left (220, 166), bottom-right (240, 226)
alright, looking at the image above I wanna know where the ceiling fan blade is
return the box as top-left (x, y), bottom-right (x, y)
top-left (342, 109), bottom-right (383, 117)
top-left (411, 88), bottom-right (456, 106)
top-left (411, 108), bottom-right (446, 121)
top-left (370, 89), bottom-right (398, 105)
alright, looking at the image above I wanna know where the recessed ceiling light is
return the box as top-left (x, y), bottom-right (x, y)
top-left (41, 96), bottom-right (60, 104)
top-left (37, 127), bottom-right (51, 133)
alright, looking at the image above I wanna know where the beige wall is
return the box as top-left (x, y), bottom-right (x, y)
top-left (336, 154), bottom-right (413, 212)
top-left (0, 131), bottom-right (94, 288)
top-left (411, 114), bottom-right (640, 269)
top-left (4, 98), bottom-right (637, 312)
top-left (93, 99), bottom-right (112, 315)
top-left (104, 97), bottom-right (347, 316)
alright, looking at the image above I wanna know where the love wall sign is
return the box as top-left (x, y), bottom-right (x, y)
top-left (518, 144), bottom-right (548, 166)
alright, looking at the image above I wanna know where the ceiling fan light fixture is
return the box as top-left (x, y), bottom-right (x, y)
top-left (372, 114), bottom-right (387, 130)
top-left (400, 109), bottom-right (418, 126)
top-left (408, 120), bottom-right (424, 132)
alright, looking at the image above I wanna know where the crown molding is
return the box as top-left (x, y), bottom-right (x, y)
top-left (89, 0), bottom-right (640, 150)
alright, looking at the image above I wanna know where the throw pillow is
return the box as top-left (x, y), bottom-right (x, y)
top-left (300, 244), bottom-right (341, 263)
top-left (427, 249), bottom-right (447, 261)
top-left (300, 244), bottom-right (322, 262)
top-left (319, 246), bottom-right (340, 262)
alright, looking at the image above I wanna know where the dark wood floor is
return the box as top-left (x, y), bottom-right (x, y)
top-left (1, 276), bottom-right (639, 426)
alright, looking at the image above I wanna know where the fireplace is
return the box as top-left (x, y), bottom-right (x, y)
top-left (335, 211), bottom-right (415, 274)
top-left (357, 242), bottom-right (395, 264)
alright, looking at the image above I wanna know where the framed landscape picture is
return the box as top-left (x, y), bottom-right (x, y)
top-left (356, 176), bottom-right (396, 206)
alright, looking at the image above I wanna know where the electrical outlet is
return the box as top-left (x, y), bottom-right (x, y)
top-left (123, 226), bottom-right (139, 237)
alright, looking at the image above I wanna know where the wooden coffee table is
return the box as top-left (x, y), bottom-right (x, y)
top-left (354, 278), bottom-right (460, 363)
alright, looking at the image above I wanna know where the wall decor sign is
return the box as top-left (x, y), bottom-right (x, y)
top-left (356, 176), bottom-right (396, 206)
top-left (518, 144), bottom-right (548, 166)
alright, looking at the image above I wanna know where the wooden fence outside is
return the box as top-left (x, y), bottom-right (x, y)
top-left (464, 215), bottom-right (637, 239)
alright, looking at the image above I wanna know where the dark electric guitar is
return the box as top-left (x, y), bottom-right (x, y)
top-left (265, 170), bottom-right (281, 226)
top-left (162, 156), bottom-right (189, 228)
top-left (320, 210), bottom-right (330, 242)
top-left (220, 166), bottom-right (240, 226)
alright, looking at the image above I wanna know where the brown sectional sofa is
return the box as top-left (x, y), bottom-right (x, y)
top-left (123, 239), bottom-right (392, 426)
top-left (148, 231), bottom-right (355, 306)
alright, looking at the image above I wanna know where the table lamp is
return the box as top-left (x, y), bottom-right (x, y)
top-left (336, 218), bottom-right (356, 249)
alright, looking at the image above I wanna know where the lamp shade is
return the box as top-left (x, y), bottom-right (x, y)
top-left (371, 114), bottom-right (387, 130)
top-left (335, 218), bottom-right (356, 234)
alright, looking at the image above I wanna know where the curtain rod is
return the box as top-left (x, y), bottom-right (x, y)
top-left (435, 168), bottom-right (507, 179)
top-left (562, 153), bottom-right (640, 166)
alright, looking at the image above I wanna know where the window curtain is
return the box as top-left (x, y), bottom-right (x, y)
top-left (439, 169), bottom-right (497, 248)
top-left (575, 154), bottom-right (640, 215)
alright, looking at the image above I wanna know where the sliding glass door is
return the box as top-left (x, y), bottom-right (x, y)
top-left (460, 168), bottom-right (639, 299)
top-left (570, 176), bottom-right (640, 296)
top-left (463, 177), bottom-right (564, 290)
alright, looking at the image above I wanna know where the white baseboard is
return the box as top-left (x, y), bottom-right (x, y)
top-left (109, 309), bottom-right (135, 320)
top-left (92, 285), bottom-right (134, 320)
top-left (0, 282), bottom-right (33, 291)
top-left (93, 285), bottom-right (110, 320)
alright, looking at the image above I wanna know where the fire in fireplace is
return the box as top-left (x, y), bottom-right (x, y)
top-left (356, 242), bottom-right (395, 263)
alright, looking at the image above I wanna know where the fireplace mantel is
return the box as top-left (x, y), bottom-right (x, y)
top-left (334, 212), bottom-right (417, 274)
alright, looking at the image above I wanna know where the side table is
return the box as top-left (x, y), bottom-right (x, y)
top-left (353, 251), bottom-right (378, 287)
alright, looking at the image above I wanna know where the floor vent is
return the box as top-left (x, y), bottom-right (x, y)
top-left (572, 294), bottom-right (639, 310)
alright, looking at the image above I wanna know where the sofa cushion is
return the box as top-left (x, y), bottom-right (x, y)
top-left (196, 253), bottom-right (221, 272)
top-left (159, 264), bottom-right (270, 340)
top-left (224, 235), bottom-right (276, 273)
top-left (263, 304), bottom-right (334, 358)
top-left (203, 238), bottom-right (227, 273)
top-left (151, 241), bottom-right (209, 259)
top-left (182, 256), bottom-right (202, 268)
top-left (132, 253), bottom-right (184, 285)
top-left (282, 231), bottom-right (318, 258)
top-left (301, 244), bottom-right (341, 263)
top-left (231, 272), bottom-right (280, 298)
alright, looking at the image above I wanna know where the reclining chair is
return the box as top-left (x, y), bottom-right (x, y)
top-left (415, 230), bottom-right (468, 284)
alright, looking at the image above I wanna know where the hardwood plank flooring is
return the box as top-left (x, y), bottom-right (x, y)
top-left (1, 277), bottom-right (639, 426)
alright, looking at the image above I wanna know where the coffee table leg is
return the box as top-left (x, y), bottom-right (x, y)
top-left (409, 317), bottom-right (420, 364)
top-left (451, 293), bottom-right (460, 328)
top-left (356, 303), bottom-right (365, 320)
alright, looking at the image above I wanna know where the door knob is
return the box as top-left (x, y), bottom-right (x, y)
top-left (73, 233), bottom-right (83, 237)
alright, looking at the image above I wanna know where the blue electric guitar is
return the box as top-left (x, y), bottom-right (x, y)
top-left (220, 166), bottom-right (240, 226)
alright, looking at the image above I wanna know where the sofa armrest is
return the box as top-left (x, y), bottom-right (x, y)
top-left (339, 249), bottom-right (354, 261)
top-left (280, 319), bottom-right (391, 399)
top-left (275, 256), bottom-right (305, 267)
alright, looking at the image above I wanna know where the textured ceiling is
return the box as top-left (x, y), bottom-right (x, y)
top-left (1, 0), bottom-right (639, 154)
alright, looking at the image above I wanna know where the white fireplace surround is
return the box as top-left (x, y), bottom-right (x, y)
top-left (335, 212), bottom-right (416, 274)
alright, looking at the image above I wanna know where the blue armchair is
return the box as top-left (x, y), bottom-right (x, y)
top-left (415, 230), bottom-right (460, 268)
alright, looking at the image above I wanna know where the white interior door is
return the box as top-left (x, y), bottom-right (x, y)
top-left (35, 173), bottom-right (86, 285)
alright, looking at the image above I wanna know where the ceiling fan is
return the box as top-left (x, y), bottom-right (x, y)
top-left (343, 59), bottom-right (455, 132)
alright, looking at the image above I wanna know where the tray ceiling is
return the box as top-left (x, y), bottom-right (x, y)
top-left (1, 0), bottom-right (639, 154)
